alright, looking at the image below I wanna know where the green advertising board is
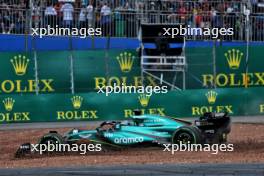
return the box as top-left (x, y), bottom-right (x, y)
top-left (0, 45), bottom-right (263, 123)
top-left (0, 87), bottom-right (264, 124)
top-left (0, 46), bottom-right (263, 94)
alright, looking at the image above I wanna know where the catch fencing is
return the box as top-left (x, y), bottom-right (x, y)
top-left (0, 1), bottom-right (264, 41)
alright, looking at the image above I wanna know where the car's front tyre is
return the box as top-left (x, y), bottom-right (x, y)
top-left (39, 132), bottom-right (65, 146)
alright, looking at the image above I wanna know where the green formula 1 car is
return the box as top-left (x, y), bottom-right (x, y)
top-left (16, 111), bottom-right (231, 156)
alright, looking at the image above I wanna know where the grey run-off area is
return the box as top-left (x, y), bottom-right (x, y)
top-left (0, 163), bottom-right (264, 176)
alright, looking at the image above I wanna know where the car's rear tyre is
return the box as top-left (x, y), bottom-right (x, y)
top-left (172, 126), bottom-right (202, 144)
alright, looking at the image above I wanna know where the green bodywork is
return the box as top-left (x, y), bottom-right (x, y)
top-left (64, 114), bottom-right (189, 146)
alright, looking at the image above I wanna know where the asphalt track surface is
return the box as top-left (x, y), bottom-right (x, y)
top-left (0, 163), bottom-right (264, 176)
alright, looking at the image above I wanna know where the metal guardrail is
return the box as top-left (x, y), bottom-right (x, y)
top-left (141, 55), bottom-right (186, 71)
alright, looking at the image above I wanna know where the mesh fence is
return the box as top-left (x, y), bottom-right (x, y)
top-left (0, 0), bottom-right (263, 41)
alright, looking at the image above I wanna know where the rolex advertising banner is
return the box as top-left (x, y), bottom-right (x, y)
top-left (0, 46), bottom-right (263, 95)
top-left (0, 45), bottom-right (264, 123)
top-left (0, 52), bottom-right (59, 94)
top-left (202, 46), bottom-right (264, 88)
top-left (0, 87), bottom-right (264, 123)
top-left (37, 51), bottom-right (71, 93)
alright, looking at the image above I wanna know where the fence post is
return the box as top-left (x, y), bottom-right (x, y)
top-left (213, 40), bottom-right (217, 89)
top-left (69, 34), bottom-right (75, 94)
top-left (33, 41), bottom-right (39, 95)
top-left (245, 6), bottom-right (250, 88)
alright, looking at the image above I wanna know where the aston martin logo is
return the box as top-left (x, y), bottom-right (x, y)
top-left (79, 134), bottom-right (92, 139)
